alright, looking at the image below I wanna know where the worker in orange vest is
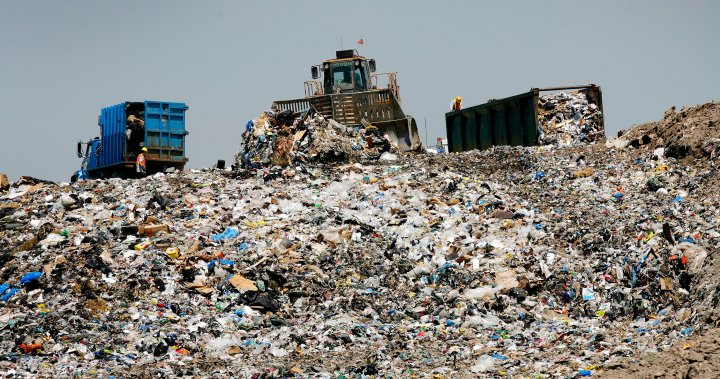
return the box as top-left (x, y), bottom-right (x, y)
top-left (136, 147), bottom-right (147, 178)
top-left (451, 96), bottom-right (462, 111)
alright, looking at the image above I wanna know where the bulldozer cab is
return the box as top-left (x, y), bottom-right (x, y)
top-left (275, 50), bottom-right (421, 151)
top-left (314, 50), bottom-right (375, 94)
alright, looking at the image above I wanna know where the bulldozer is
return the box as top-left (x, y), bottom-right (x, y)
top-left (271, 50), bottom-right (421, 151)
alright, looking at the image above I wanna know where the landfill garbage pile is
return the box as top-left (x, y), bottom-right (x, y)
top-left (538, 91), bottom-right (605, 146)
top-left (235, 110), bottom-right (397, 169)
top-left (618, 101), bottom-right (720, 160)
top-left (0, 104), bottom-right (719, 378)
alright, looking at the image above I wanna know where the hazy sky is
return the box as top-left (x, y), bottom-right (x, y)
top-left (1, 0), bottom-right (718, 182)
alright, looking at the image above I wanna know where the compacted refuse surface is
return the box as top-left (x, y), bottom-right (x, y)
top-left (0, 102), bottom-right (719, 378)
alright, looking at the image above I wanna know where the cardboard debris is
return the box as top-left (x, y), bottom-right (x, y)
top-left (228, 274), bottom-right (258, 292)
top-left (660, 277), bottom-right (674, 291)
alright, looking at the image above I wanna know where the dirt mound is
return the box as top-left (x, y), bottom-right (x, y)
top-left (600, 328), bottom-right (720, 379)
top-left (621, 101), bottom-right (720, 159)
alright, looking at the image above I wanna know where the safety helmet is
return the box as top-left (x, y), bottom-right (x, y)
top-left (454, 96), bottom-right (462, 103)
top-left (141, 147), bottom-right (148, 152)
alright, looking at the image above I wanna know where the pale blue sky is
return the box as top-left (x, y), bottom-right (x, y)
top-left (1, 0), bottom-right (718, 181)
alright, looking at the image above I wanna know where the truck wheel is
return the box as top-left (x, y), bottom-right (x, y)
top-left (70, 174), bottom-right (78, 183)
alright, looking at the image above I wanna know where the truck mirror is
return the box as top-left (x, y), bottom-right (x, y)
top-left (311, 66), bottom-right (320, 79)
top-left (95, 144), bottom-right (102, 156)
top-left (77, 142), bottom-right (83, 158)
top-left (368, 59), bottom-right (376, 73)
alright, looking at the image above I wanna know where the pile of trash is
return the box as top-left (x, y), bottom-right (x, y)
top-left (617, 101), bottom-right (720, 160)
top-left (235, 109), bottom-right (397, 169)
top-left (0, 103), bottom-right (719, 378)
top-left (538, 91), bottom-right (605, 146)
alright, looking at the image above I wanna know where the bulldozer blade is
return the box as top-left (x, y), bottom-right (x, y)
top-left (373, 117), bottom-right (422, 151)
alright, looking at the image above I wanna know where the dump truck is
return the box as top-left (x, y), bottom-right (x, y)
top-left (445, 85), bottom-right (604, 152)
top-left (270, 50), bottom-right (421, 151)
top-left (72, 101), bottom-right (189, 181)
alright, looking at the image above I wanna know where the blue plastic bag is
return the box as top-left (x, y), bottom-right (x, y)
top-left (208, 259), bottom-right (235, 270)
top-left (20, 272), bottom-right (43, 284)
top-left (1, 288), bottom-right (19, 302)
top-left (211, 228), bottom-right (239, 242)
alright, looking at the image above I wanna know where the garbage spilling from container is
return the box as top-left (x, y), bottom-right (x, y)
top-left (0, 102), bottom-right (719, 378)
top-left (538, 90), bottom-right (605, 146)
top-left (235, 110), bottom-right (397, 169)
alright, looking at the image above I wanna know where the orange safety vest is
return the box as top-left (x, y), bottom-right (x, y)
top-left (452, 100), bottom-right (462, 111)
top-left (136, 153), bottom-right (146, 172)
